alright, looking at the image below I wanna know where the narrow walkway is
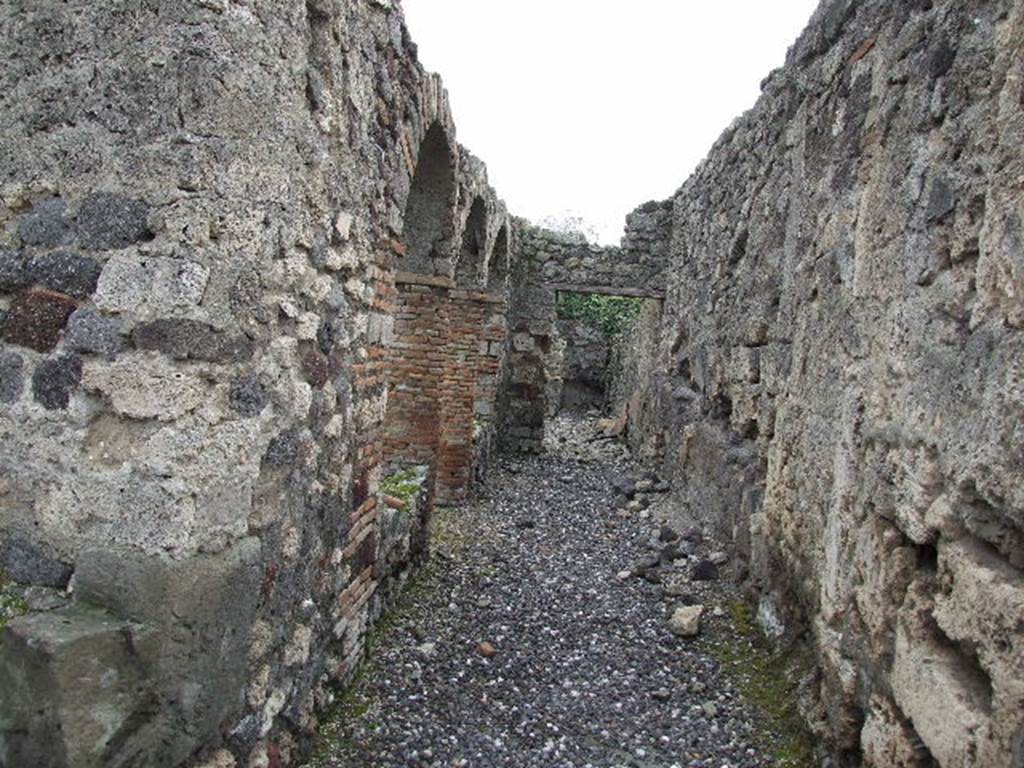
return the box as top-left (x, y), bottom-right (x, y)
top-left (310, 416), bottom-right (778, 768)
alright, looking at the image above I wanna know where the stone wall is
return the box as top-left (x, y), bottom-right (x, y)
top-left (556, 316), bottom-right (609, 412)
top-left (501, 204), bottom-right (671, 450)
top-left (609, 1), bottom-right (1024, 765)
top-left (605, 297), bottom-right (663, 454)
top-left (0, 1), bottom-right (514, 765)
top-left (3, 0), bottom-right (1023, 766)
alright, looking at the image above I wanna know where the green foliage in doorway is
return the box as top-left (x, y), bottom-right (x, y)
top-left (556, 292), bottom-right (643, 337)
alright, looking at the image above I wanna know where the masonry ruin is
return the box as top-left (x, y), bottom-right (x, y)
top-left (1, 0), bottom-right (1022, 766)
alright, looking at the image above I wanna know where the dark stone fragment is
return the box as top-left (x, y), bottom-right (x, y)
top-left (352, 531), bottom-right (377, 573)
top-left (132, 319), bottom-right (253, 363)
top-left (301, 349), bottom-right (329, 388)
top-left (26, 251), bottom-right (101, 299)
top-left (675, 592), bottom-right (700, 606)
top-left (926, 177), bottom-right (956, 223)
top-left (352, 469), bottom-right (370, 510)
top-left (18, 198), bottom-right (74, 248)
top-left (229, 374), bottom-right (267, 418)
top-left (611, 475), bottom-right (636, 498)
top-left (0, 535), bottom-right (73, 588)
top-left (317, 314), bottom-right (341, 355)
top-left (640, 568), bottom-right (661, 584)
top-left (0, 248), bottom-right (29, 293)
top-left (228, 715), bottom-right (263, 753)
top-left (333, 371), bottom-right (353, 408)
top-left (659, 525), bottom-right (679, 543)
top-left (76, 192), bottom-right (152, 250)
top-left (64, 309), bottom-right (123, 358)
top-left (264, 428), bottom-right (303, 468)
top-left (681, 526), bottom-right (704, 545)
top-left (31, 355), bottom-right (82, 410)
top-left (1, 289), bottom-right (78, 352)
top-left (636, 553), bottom-right (660, 571)
top-left (692, 559), bottom-right (720, 582)
top-left (659, 544), bottom-right (682, 565)
top-left (675, 539), bottom-right (697, 557)
top-left (929, 37), bottom-right (956, 79)
top-left (0, 351), bottom-right (24, 404)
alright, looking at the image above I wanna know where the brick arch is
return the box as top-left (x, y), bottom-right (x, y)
top-left (454, 197), bottom-right (487, 288)
top-left (486, 224), bottom-right (511, 293)
top-left (402, 121), bottom-right (456, 274)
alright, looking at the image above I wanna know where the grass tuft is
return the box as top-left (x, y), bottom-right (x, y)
top-left (704, 599), bottom-right (816, 768)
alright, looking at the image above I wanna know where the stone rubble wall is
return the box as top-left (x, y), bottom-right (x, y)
top-left (556, 316), bottom-right (609, 412)
top-left (0, 1), bottom-right (514, 766)
top-left (605, 297), bottom-right (663, 454)
top-left (609, 1), bottom-right (1024, 765)
top-left (501, 203), bottom-right (672, 451)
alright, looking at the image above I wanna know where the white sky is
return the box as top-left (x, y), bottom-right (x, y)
top-left (401, 1), bottom-right (821, 244)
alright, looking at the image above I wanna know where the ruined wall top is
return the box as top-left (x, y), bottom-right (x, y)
top-left (514, 199), bottom-right (672, 301)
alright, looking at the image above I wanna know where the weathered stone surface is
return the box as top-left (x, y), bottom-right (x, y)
top-left (93, 255), bottom-right (209, 315)
top-left (668, 604), bottom-right (703, 637)
top-left (0, 535), bottom-right (73, 588)
top-left (589, 2), bottom-right (1024, 763)
top-left (64, 308), bottom-right (123, 358)
top-left (8, 0), bottom-right (1020, 766)
top-left (75, 192), bottom-right (151, 250)
top-left (860, 695), bottom-right (932, 768)
top-left (229, 373), bottom-right (267, 417)
top-left (32, 355), bottom-right (83, 410)
top-left (0, 603), bottom-right (155, 768)
top-left (301, 348), bottom-right (330, 387)
top-left (73, 539), bottom-right (261, 765)
top-left (26, 251), bottom-right (101, 299)
top-left (1, 288), bottom-right (77, 352)
top-left (0, 350), bottom-right (25, 404)
top-left (18, 197), bottom-right (74, 248)
top-left (82, 354), bottom-right (208, 420)
top-left (0, 247), bottom-right (28, 292)
top-left (131, 318), bottom-right (253, 362)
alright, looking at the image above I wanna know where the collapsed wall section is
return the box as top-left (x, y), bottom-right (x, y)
top-left (609, 1), bottom-right (1024, 764)
top-left (0, 1), bottom-right (513, 766)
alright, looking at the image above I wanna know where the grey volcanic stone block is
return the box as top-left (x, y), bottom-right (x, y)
top-left (0, 603), bottom-right (156, 768)
top-left (0, 351), bottom-right (25, 404)
top-left (26, 251), bottom-right (102, 299)
top-left (131, 318), bottom-right (254, 362)
top-left (229, 373), bottom-right (267, 417)
top-left (64, 309), bottom-right (123, 358)
top-left (0, 535), bottom-right (73, 588)
top-left (74, 538), bottom-right (262, 766)
top-left (0, 247), bottom-right (29, 292)
top-left (32, 355), bottom-right (82, 410)
top-left (264, 427), bottom-right (304, 467)
top-left (76, 192), bottom-right (151, 250)
top-left (18, 197), bottom-right (74, 248)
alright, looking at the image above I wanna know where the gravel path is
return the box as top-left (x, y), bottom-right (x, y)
top-left (309, 416), bottom-right (778, 768)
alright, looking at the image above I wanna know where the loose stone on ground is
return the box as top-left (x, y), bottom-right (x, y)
top-left (307, 415), bottom-right (785, 768)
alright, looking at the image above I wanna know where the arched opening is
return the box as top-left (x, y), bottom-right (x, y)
top-left (402, 122), bottom-right (455, 273)
top-left (455, 197), bottom-right (487, 287)
top-left (486, 225), bottom-right (510, 293)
